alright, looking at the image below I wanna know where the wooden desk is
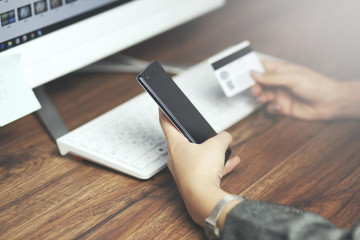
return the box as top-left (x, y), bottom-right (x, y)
top-left (1, 0), bottom-right (359, 239)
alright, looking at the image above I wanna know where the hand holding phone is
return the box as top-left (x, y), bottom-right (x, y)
top-left (137, 60), bottom-right (231, 160)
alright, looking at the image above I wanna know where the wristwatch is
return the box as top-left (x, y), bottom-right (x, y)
top-left (204, 194), bottom-right (244, 240)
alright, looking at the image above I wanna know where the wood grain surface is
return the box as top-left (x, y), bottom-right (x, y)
top-left (1, 0), bottom-right (360, 239)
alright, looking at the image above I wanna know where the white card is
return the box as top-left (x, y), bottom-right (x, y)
top-left (208, 41), bottom-right (264, 97)
top-left (0, 55), bottom-right (41, 127)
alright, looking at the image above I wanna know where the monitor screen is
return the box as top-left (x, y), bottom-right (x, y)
top-left (0, 0), bottom-right (224, 88)
top-left (1, 1), bottom-right (132, 52)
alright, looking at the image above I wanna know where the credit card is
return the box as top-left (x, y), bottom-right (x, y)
top-left (208, 41), bottom-right (264, 97)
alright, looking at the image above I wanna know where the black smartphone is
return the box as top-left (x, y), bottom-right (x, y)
top-left (137, 60), bottom-right (231, 161)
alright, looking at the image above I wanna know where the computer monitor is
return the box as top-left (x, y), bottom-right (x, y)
top-left (0, 0), bottom-right (225, 89)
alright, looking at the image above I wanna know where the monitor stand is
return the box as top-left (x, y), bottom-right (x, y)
top-left (34, 86), bottom-right (68, 142)
top-left (33, 55), bottom-right (186, 142)
top-left (77, 54), bottom-right (188, 75)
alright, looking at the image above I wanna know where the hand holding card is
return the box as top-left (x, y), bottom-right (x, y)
top-left (208, 41), bottom-right (264, 97)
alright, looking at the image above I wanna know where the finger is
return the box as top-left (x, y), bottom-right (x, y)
top-left (265, 89), bottom-right (291, 115)
top-left (266, 103), bottom-right (282, 115)
top-left (268, 99), bottom-right (319, 120)
top-left (251, 84), bottom-right (263, 97)
top-left (158, 110), bottom-right (186, 145)
top-left (261, 60), bottom-right (300, 73)
top-left (223, 156), bottom-right (241, 176)
top-left (251, 71), bottom-right (299, 89)
top-left (255, 89), bottom-right (278, 104)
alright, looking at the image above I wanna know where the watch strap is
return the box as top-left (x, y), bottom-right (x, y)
top-left (204, 194), bottom-right (244, 240)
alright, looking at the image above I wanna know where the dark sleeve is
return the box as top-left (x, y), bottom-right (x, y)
top-left (221, 199), bottom-right (360, 240)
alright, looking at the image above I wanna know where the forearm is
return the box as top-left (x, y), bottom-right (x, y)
top-left (178, 179), bottom-right (244, 228)
top-left (333, 81), bottom-right (360, 119)
top-left (180, 183), bottom-right (244, 228)
top-left (222, 199), bottom-right (359, 240)
top-left (183, 187), bottom-right (358, 240)
top-left (181, 185), bottom-right (228, 226)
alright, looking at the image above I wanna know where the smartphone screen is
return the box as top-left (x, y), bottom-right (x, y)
top-left (137, 61), bottom-right (231, 159)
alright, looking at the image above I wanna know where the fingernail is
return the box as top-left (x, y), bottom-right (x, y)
top-left (251, 71), bottom-right (263, 79)
top-left (256, 96), bottom-right (263, 103)
top-left (272, 104), bottom-right (281, 112)
top-left (251, 86), bottom-right (258, 95)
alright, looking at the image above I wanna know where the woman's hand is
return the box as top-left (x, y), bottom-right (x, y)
top-left (251, 60), bottom-right (360, 120)
top-left (159, 111), bottom-right (241, 227)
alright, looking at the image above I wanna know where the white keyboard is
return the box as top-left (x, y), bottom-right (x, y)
top-left (57, 57), bottom-right (266, 179)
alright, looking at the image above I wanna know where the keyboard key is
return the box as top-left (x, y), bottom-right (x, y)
top-left (132, 160), bottom-right (149, 170)
top-left (143, 152), bottom-right (160, 163)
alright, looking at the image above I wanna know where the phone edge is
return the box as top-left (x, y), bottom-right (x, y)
top-left (137, 75), bottom-right (197, 143)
